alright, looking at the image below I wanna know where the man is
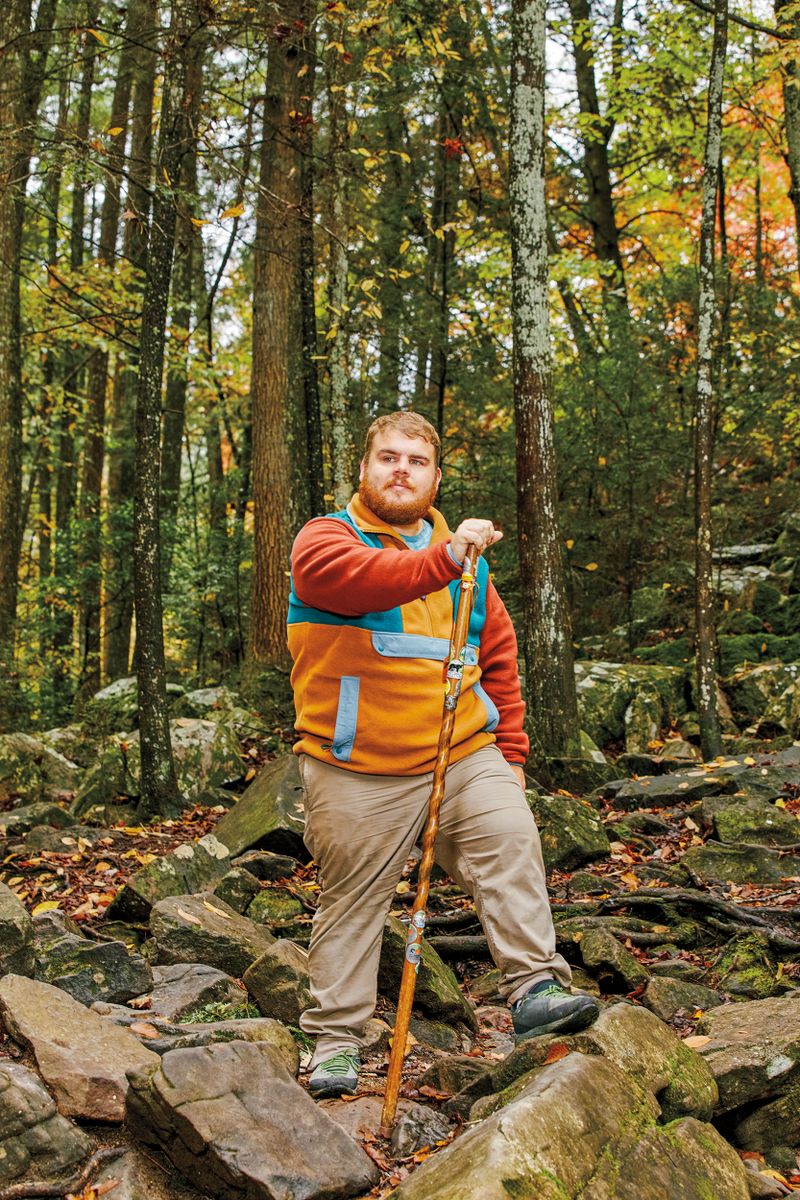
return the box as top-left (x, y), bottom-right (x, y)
top-left (288, 411), bottom-right (598, 1099)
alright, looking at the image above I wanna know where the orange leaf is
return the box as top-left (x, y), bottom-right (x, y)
top-left (544, 1042), bottom-right (571, 1065)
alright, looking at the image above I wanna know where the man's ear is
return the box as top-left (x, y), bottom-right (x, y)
top-left (358, 459), bottom-right (366, 481)
top-left (435, 467), bottom-right (442, 491)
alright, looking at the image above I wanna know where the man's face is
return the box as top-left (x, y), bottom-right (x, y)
top-left (358, 432), bottom-right (441, 527)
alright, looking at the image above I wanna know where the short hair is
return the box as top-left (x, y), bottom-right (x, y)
top-left (362, 411), bottom-right (441, 467)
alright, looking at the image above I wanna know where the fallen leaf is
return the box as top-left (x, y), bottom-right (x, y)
top-left (544, 1043), bottom-right (571, 1065)
top-left (176, 906), bottom-right (202, 926)
top-left (129, 995), bottom-right (152, 1010)
top-left (32, 900), bottom-right (61, 914)
top-left (220, 202), bottom-right (245, 219)
top-left (682, 1035), bottom-right (711, 1049)
top-left (129, 1021), bottom-right (160, 1038)
top-left (202, 900), bottom-right (233, 920)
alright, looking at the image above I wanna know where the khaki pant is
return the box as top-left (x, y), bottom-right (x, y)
top-left (298, 745), bottom-right (571, 1066)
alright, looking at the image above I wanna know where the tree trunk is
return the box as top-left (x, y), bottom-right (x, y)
top-left (511, 0), bottom-right (581, 764)
top-left (694, 0), bottom-right (728, 761)
top-left (376, 101), bottom-right (409, 408)
top-left (299, 0), bottom-right (324, 517)
top-left (160, 22), bottom-right (206, 587)
top-left (76, 12), bottom-right (137, 697)
top-left (775, 0), bottom-right (800, 274)
top-left (565, 0), bottom-right (628, 318)
top-left (325, 20), bottom-right (356, 507)
top-left (247, 1), bottom-right (310, 672)
top-left (105, 0), bottom-right (157, 680)
top-left (134, 0), bottom-right (202, 816)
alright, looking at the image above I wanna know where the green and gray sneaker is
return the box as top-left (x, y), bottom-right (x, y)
top-left (308, 1050), bottom-right (361, 1099)
top-left (512, 980), bottom-right (599, 1044)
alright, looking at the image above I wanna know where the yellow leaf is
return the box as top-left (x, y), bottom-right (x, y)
top-left (395, 880), bottom-right (411, 894)
top-left (162, 166), bottom-right (171, 186)
top-left (597, 455), bottom-right (606, 466)
top-left (220, 203), bottom-right (245, 219)
top-left (565, 538), bottom-right (574, 549)
top-left (662, 581), bottom-right (671, 589)
top-left (743, 756), bottom-right (756, 766)
top-left (297, 63), bottom-right (309, 77)
top-left (190, 217), bottom-right (210, 227)
top-left (764, 495), bottom-right (771, 506)
top-left (774, 797), bottom-right (787, 809)
top-left (176, 906), bottom-right (202, 926)
top-left (107, 126), bottom-right (123, 136)
top-left (202, 900), bottom-right (233, 920)
top-left (32, 900), bottom-right (61, 914)
top-left (399, 238), bottom-right (411, 254)
top-left (585, 562), bottom-right (598, 571)
top-left (87, 27), bottom-right (108, 44)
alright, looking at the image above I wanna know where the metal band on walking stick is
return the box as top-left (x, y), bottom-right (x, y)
top-left (380, 544), bottom-right (480, 1134)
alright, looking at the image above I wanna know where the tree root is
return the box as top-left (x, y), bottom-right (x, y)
top-left (599, 887), bottom-right (800, 946)
top-left (0, 1147), bottom-right (124, 1200)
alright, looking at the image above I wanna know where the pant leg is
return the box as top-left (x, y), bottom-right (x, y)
top-left (298, 754), bottom-right (431, 1065)
top-left (434, 745), bottom-right (571, 1001)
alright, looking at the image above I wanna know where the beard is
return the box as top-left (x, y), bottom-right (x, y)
top-left (358, 476), bottom-right (439, 526)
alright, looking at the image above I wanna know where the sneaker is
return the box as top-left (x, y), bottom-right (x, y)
top-left (511, 980), bottom-right (599, 1043)
top-left (308, 1049), bottom-right (361, 1099)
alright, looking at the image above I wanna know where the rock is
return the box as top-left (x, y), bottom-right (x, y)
top-left (212, 866), bottom-right (262, 912)
top-left (0, 974), bottom-right (159, 1121)
top-left (649, 957), bottom-right (707, 983)
top-left (379, 915), bottom-right (477, 1030)
top-left (126, 1040), bottom-right (379, 1200)
top-left (601, 1116), bottom-right (751, 1200)
top-left (573, 1002), bottom-right (718, 1123)
top-left (466, 966), bottom-right (503, 1001)
top-left (575, 660), bottom-right (686, 748)
top-left (106, 833), bottom-right (232, 922)
top-left (91, 1147), bottom-right (210, 1200)
top-left (83, 676), bottom-right (141, 735)
top-left (579, 927), bottom-right (651, 993)
top-left (149, 893), bottom-right (276, 976)
top-left (230, 849), bottom-right (300, 879)
top-left (711, 934), bottom-right (780, 999)
top-left (643, 976), bottom-right (724, 1022)
top-left (540, 756), bottom-right (618, 794)
top-left (696, 995), bottom-right (800, 1147)
top-left (323, 1094), bottom-right (451, 1158)
top-left (146, 962), bottom-right (249, 1021)
top-left (90, 1004), bottom-right (298, 1067)
top-left (705, 796), bottom-right (800, 847)
top-left (243, 939), bottom-right (313, 1025)
top-left (0, 732), bottom-right (81, 803)
top-left (0, 1060), bottom-right (92, 1188)
top-left (392, 1054), bottom-right (661, 1199)
top-left (682, 841), bottom-right (800, 886)
top-left (22, 822), bottom-right (107, 852)
top-left (246, 884), bottom-right (309, 938)
top-left (0, 881), bottom-right (35, 976)
top-left (417, 1055), bottom-right (492, 1096)
top-left (212, 753), bottom-right (308, 859)
top-left (0, 800), bottom-right (73, 835)
top-left (176, 686), bottom-right (240, 718)
top-left (526, 792), bottom-right (610, 870)
top-left (624, 684), bottom-right (663, 753)
top-left (32, 909), bottom-right (152, 1005)
top-left (612, 770), bottom-right (728, 810)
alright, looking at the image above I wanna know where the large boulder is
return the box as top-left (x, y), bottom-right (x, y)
top-left (697, 995), bottom-right (800, 1151)
top-left (379, 915), bottom-right (477, 1030)
top-left (704, 796), bottom-right (800, 847)
top-left (0, 881), bottom-right (35, 977)
top-left (391, 1052), bottom-right (749, 1200)
top-left (725, 663), bottom-right (800, 724)
top-left (243, 939), bottom-right (314, 1025)
top-left (149, 893), bottom-right (276, 976)
top-left (0, 733), bottom-right (80, 803)
top-left (82, 676), bottom-right (184, 736)
top-left (33, 910), bottom-right (152, 1006)
top-left (0, 974), bottom-right (159, 1121)
top-left (527, 792), bottom-right (610, 871)
top-left (0, 800), bottom-right (73, 836)
top-left (145, 962), bottom-right (249, 1021)
top-left (126, 1040), bottom-right (379, 1200)
top-left (611, 770), bottom-right (728, 810)
top-left (213, 753), bottom-right (307, 859)
top-left (681, 841), bottom-right (800, 886)
top-left (574, 661), bottom-right (686, 749)
top-left (0, 1061), bottom-right (91, 1189)
top-left (106, 832), bottom-right (232, 922)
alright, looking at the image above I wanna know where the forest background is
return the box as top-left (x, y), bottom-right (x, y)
top-left (1, 0), bottom-right (799, 809)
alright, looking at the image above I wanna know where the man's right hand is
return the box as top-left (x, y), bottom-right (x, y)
top-left (450, 519), bottom-right (503, 564)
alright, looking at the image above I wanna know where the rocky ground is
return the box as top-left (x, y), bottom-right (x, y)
top-left (1, 676), bottom-right (800, 1199)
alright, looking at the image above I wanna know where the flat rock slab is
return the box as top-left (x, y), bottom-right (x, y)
top-left (612, 771), bottom-right (729, 810)
top-left (127, 1040), bottom-right (379, 1200)
top-left (682, 841), bottom-right (800, 886)
top-left (106, 833), bottom-right (232, 921)
top-left (146, 962), bottom-right (248, 1020)
top-left (643, 975), bottom-right (724, 1023)
top-left (33, 913), bottom-right (152, 1006)
top-left (149, 893), bottom-right (275, 976)
top-left (0, 1060), bottom-right (91, 1187)
top-left (322, 1095), bottom-right (450, 1159)
top-left (92, 1147), bottom-right (212, 1200)
top-left (0, 974), bottom-right (159, 1121)
top-left (696, 994), bottom-right (800, 1114)
top-left (244, 939), bottom-right (313, 1025)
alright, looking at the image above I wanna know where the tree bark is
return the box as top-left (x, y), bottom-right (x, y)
top-left (299, 0), bottom-right (324, 517)
top-left (511, 0), bottom-right (581, 764)
top-left (134, 0), bottom-right (202, 816)
top-left (247, 1), bottom-right (311, 672)
top-left (694, 0), bottom-right (728, 761)
top-left (105, 0), bottom-right (158, 680)
top-left (775, 0), bottom-right (800, 275)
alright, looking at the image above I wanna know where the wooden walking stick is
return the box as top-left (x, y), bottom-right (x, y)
top-left (380, 544), bottom-right (480, 1134)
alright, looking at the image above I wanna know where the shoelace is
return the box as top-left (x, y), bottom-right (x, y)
top-left (317, 1051), bottom-right (359, 1076)
top-left (514, 984), bottom-right (567, 1009)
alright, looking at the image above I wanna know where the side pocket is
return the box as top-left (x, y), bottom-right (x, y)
top-left (473, 681), bottom-right (500, 732)
top-left (332, 676), bottom-right (360, 762)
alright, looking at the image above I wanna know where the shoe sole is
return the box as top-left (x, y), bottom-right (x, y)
top-left (514, 1002), bottom-right (599, 1044)
top-left (308, 1082), bottom-right (358, 1100)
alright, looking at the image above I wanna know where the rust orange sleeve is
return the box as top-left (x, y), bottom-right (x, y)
top-left (291, 518), bottom-right (462, 617)
top-left (479, 582), bottom-right (529, 765)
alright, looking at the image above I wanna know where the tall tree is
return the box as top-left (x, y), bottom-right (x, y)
top-left (247, 2), bottom-right (311, 673)
top-left (511, 0), bottom-right (581, 764)
top-left (134, 0), bottom-right (202, 815)
top-left (694, 0), bottom-right (728, 760)
top-left (775, 0), bottom-right (800, 272)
